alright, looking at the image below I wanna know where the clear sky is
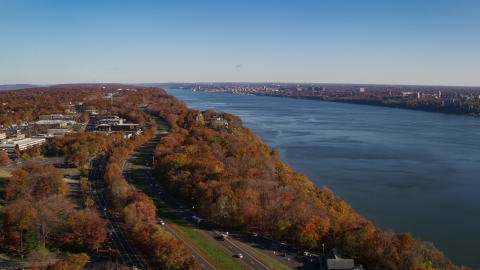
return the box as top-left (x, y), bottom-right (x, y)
top-left (1, 0), bottom-right (479, 86)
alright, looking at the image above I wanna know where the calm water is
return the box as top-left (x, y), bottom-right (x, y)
top-left (166, 89), bottom-right (480, 268)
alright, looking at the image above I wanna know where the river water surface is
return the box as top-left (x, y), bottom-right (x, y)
top-left (166, 89), bottom-right (480, 268)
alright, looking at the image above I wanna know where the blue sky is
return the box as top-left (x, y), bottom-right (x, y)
top-left (1, 0), bottom-right (479, 86)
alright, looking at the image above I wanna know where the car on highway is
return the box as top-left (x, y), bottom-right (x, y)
top-left (158, 220), bottom-right (165, 225)
top-left (103, 207), bottom-right (107, 211)
top-left (234, 254), bottom-right (243, 258)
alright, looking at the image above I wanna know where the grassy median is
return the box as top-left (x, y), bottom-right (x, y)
top-left (229, 238), bottom-right (292, 270)
top-left (130, 154), bottom-right (247, 270)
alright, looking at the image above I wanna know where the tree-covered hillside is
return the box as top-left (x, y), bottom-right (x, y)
top-left (147, 91), bottom-right (469, 270)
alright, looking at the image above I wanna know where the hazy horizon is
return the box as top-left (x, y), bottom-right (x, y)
top-left (3, 81), bottom-right (480, 89)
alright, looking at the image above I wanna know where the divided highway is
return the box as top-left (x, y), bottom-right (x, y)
top-left (122, 126), bottom-right (275, 270)
top-left (89, 157), bottom-right (146, 269)
top-left (122, 133), bottom-right (216, 270)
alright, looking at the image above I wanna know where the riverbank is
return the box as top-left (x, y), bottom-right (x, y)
top-left (166, 88), bottom-right (480, 268)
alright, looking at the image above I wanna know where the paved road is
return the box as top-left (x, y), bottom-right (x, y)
top-left (89, 157), bottom-right (146, 269)
top-left (122, 122), bottom-right (278, 270)
top-left (122, 116), bottom-right (310, 270)
top-left (122, 133), bottom-right (217, 270)
top-left (130, 150), bottom-right (274, 270)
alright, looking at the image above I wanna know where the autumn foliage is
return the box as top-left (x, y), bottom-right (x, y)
top-left (0, 84), bottom-right (468, 269)
top-left (147, 93), bottom-right (467, 270)
top-left (1, 164), bottom-right (100, 269)
top-left (0, 85), bottom-right (200, 269)
top-left (104, 139), bottom-right (200, 269)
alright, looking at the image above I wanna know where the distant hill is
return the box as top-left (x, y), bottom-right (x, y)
top-left (0, 84), bottom-right (38, 91)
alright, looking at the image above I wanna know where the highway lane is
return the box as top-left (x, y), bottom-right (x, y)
top-left (89, 157), bottom-right (146, 269)
top-left (122, 116), bottom-right (295, 270)
top-left (142, 177), bottom-right (270, 270)
top-left (122, 134), bottom-right (217, 270)
top-left (125, 136), bottom-right (272, 270)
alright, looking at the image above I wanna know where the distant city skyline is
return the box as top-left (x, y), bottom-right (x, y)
top-left (1, 1), bottom-right (479, 86)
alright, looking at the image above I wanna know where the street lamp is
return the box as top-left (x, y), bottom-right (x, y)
top-left (322, 243), bottom-right (324, 253)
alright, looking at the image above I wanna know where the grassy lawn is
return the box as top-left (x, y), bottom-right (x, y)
top-left (129, 153), bottom-right (247, 270)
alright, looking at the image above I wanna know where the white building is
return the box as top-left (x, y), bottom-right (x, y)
top-left (0, 138), bottom-right (46, 153)
top-left (98, 116), bottom-right (124, 125)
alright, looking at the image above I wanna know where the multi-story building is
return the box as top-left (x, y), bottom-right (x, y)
top-left (0, 137), bottom-right (46, 153)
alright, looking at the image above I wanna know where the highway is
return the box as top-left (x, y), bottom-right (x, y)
top-left (89, 157), bottom-right (146, 269)
top-left (122, 126), bottom-right (274, 270)
top-left (122, 133), bottom-right (217, 270)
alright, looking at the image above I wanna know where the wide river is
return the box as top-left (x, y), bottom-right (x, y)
top-left (166, 89), bottom-right (480, 268)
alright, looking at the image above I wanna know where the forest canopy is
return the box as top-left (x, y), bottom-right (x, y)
top-left (0, 84), bottom-right (468, 269)
top-left (146, 91), bottom-right (468, 270)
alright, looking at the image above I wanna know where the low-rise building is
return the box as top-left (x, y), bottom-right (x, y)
top-left (205, 117), bottom-right (229, 128)
top-left (110, 123), bottom-right (140, 132)
top-left (97, 123), bottom-right (140, 132)
top-left (48, 129), bottom-right (71, 135)
top-left (39, 114), bottom-right (77, 121)
top-left (97, 124), bottom-right (112, 132)
top-left (31, 134), bottom-right (55, 139)
top-left (0, 137), bottom-right (46, 153)
top-left (320, 248), bottom-right (356, 270)
top-left (30, 120), bottom-right (68, 128)
top-left (98, 116), bottom-right (124, 125)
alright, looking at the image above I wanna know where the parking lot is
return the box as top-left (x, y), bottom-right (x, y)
top-left (231, 232), bottom-right (321, 269)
